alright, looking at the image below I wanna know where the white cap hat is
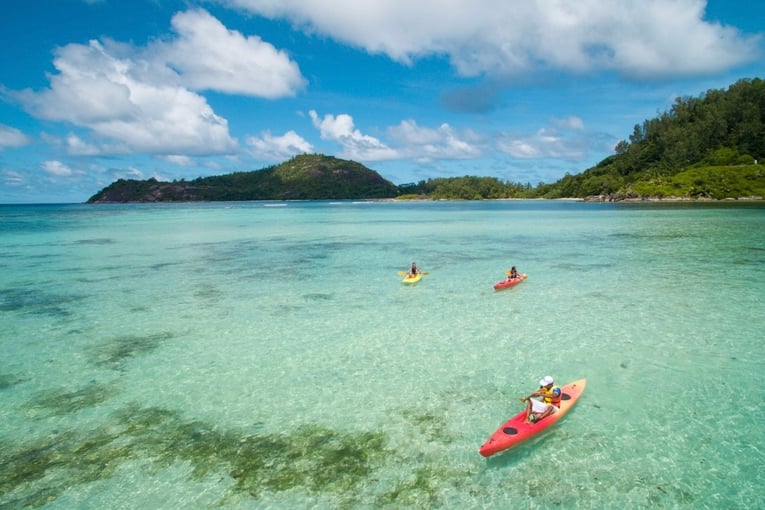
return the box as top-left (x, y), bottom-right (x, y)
top-left (539, 376), bottom-right (554, 386)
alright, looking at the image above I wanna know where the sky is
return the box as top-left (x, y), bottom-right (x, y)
top-left (0, 0), bottom-right (763, 203)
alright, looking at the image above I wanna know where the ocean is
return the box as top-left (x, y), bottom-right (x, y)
top-left (1, 200), bottom-right (763, 509)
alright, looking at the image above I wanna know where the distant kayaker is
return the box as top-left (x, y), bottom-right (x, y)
top-left (508, 266), bottom-right (519, 280)
top-left (522, 375), bottom-right (561, 424)
top-left (408, 262), bottom-right (421, 278)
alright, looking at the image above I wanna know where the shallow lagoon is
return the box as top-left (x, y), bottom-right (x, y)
top-left (1, 200), bottom-right (764, 508)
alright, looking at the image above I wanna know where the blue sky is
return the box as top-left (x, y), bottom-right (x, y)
top-left (1, 0), bottom-right (763, 203)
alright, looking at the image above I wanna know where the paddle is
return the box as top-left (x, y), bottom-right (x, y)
top-left (398, 271), bottom-right (429, 276)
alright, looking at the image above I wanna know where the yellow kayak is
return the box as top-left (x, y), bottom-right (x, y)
top-left (402, 273), bottom-right (422, 284)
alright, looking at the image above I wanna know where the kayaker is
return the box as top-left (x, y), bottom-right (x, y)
top-left (408, 262), bottom-right (421, 277)
top-left (522, 375), bottom-right (561, 424)
top-left (508, 266), bottom-right (519, 279)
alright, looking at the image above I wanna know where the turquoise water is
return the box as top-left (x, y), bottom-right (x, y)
top-left (1, 200), bottom-right (763, 509)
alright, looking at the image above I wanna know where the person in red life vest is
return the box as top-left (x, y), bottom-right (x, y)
top-left (522, 375), bottom-right (562, 424)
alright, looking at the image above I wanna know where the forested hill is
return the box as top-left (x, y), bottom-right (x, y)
top-left (535, 77), bottom-right (765, 199)
top-left (87, 154), bottom-right (400, 202)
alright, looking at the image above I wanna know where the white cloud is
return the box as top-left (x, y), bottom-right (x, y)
top-left (14, 9), bottom-right (307, 159)
top-left (305, 112), bottom-right (481, 163)
top-left (223, 0), bottom-right (760, 78)
top-left (42, 160), bottom-right (74, 177)
top-left (0, 124), bottom-right (31, 150)
top-left (66, 133), bottom-right (101, 156)
top-left (20, 41), bottom-right (136, 124)
top-left (387, 120), bottom-right (482, 161)
top-left (245, 130), bottom-right (314, 161)
top-left (17, 39), bottom-right (236, 157)
top-left (153, 9), bottom-right (306, 98)
top-left (161, 155), bottom-right (195, 166)
top-left (309, 110), bottom-right (398, 161)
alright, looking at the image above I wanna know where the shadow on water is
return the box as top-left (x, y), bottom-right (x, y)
top-left (0, 372), bottom-right (28, 390)
top-left (303, 292), bottom-right (334, 301)
top-left (87, 332), bottom-right (176, 369)
top-left (27, 384), bottom-right (118, 417)
top-left (0, 287), bottom-right (85, 317)
top-left (73, 238), bottom-right (115, 245)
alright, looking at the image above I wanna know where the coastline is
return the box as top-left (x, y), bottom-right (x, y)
top-left (391, 195), bottom-right (763, 203)
top-left (581, 194), bottom-right (763, 202)
top-left (4, 194), bottom-right (764, 206)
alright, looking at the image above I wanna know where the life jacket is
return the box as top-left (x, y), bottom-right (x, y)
top-left (541, 386), bottom-right (562, 407)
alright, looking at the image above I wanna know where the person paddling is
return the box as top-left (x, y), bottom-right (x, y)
top-left (522, 375), bottom-right (561, 424)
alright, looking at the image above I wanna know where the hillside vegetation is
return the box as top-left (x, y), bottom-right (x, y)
top-left (87, 154), bottom-right (400, 202)
top-left (534, 77), bottom-right (765, 199)
top-left (401, 78), bottom-right (765, 201)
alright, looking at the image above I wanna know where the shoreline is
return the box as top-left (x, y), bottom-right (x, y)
top-left (3, 195), bottom-right (764, 206)
top-left (391, 195), bottom-right (764, 203)
top-left (581, 194), bottom-right (763, 203)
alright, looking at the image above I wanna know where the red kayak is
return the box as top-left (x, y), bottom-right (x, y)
top-left (479, 378), bottom-right (586, 457)
top-left (493, 273), bottom-right (527, 290)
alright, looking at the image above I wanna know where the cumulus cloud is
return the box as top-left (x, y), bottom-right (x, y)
top-left (309, 110), bottom-right (398, 161)
top-left (305, 111), bottom-right (482, 163)
top-left (13, 9), bottom-right (306, 158)
top-left (386, 120), bottom-right (482, 161)
top-left (153, 9), bottom-right (306, 98)
top-left (0, 124), bottom-right (31, 150)
top-left (245, 130), bottom-right (314, 161)
top-left (223, 0), bottom-right (760, 78)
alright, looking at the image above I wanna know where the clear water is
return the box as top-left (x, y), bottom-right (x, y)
top-left (1, 200), bottom-right (763, 509)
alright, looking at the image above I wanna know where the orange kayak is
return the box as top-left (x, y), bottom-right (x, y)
top-left (493, 273), bottom-right (527, 290)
